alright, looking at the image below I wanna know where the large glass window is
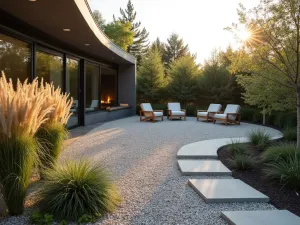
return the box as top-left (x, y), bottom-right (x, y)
top-left (66, 58), bottom-right (79, 127)
top-left (86, 62), bottom-right (100, 112)
top-left (101, 67), bottom-right (117, 109)
top-left (0, 33), bottom-right (31, 84)
top-left (36, 50), bottom-right (63, 88)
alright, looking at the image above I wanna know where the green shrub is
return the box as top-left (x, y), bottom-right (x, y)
top-left (186, 105), bottom-right (197, 116)
top-left (261, 143), bottom-right (298, 163)
top-left (264, 155), bottom-right (300, 190)
top-left (248, 130), bottom-right (271, 150)
top-left (0, 135), bottom-right (39, 215)
top-left (273, 111), bottom-right (296, 128)
top-left (36, 123), bottom-right (68, 177)
top-left (38, 160), bottom-right (120, 221)
top-left (228, 153), bottom-right (257, 170)
top-left (30, 212), bottom-right (54, 225)
top-left (283, 127), bottom-right (297, 141)
top-left (228, 141), bottom-right (249, 156)
top-left (78, 214), bottom-right (99, 224)
top-left (240, 108), bottom-right (260, 122)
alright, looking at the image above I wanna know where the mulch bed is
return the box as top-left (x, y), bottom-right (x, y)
top-left (218, 145), bottom-right (300, 217)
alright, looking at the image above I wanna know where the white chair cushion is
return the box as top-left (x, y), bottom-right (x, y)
top-left (141, 103), bottom-right (153, 112)
top-left (168, 102), bottom-right (181, 111)
top-left (224, 104), bottom-right (240, 120)
top-left (153, 112), bottom-right (163, 116)
top-left (207, 104), bottom-right (222, 112)
top-left (197, 112), bottom-right (208, 117)
top-left (214, 114), bottom-right (227, 120)
top-left (90, 100), bottom-right (99, 108)
top-left (171, 111), bottom-right (185, 116)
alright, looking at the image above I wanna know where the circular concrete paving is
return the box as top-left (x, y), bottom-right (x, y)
top-left (61, 116), bottom-right (281, 225)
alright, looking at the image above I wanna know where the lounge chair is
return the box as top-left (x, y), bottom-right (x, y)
top-left (213, 104), bottom-right (241, 125)
top-left (167, 102), bottom-right (186, 120)
top-left (140, 103), bottom-right (164, 122)
top-left (197, 104), bottom-right (222, 122)
top-left (86, 100), bottom-right (99, 112)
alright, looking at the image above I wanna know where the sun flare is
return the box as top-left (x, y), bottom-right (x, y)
top-left (238, 28), bottom-right (252, 42)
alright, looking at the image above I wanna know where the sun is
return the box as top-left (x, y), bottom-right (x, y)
top-left (238, 28), bottom-right (252, 42)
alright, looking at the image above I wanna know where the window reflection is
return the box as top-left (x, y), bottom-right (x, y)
top-left (101, 67), bottom-right (117, 109)
top-left (86, 63), bottom-right (100, 112)
top-left (66, 58), bottom-right (79, 127)
top-left (0, 33), bottom-right (31, 84)
top-left (36, 50), bottom-right (63, 89)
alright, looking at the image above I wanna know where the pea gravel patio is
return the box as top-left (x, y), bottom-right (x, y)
top-left (0, 116), bottom-right (282, 225)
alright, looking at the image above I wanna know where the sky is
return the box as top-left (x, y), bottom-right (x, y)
top-left (88, 0), bottom-right (260, 64)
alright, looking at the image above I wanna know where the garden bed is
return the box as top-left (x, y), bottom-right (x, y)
top-left (218, 145), bottom-right (300, 217)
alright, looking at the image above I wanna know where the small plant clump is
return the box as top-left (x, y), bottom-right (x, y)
top-left (228, 153), bottom-right (257, 170)
top-left (261, 143), bottom-right (298, 163)
top-left (264, 155), bottom-right (300, 190)
top-left (38, 159), bottom-right (120, 221)
top-left (248, 129), bottom-right (271, 150)
top-left (30, 212), bottom-right (54, 225)
top-left (228, 140), bottom-right (249, 156)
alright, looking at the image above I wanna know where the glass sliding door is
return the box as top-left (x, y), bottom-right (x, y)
top-left (0, 33), bottom-right (31, 85)
top-left (66, 57), bottom-right (79, 127)
top-left (85, 62), bottom-right (100, 112)
top-left (100, 66), bottom-right (117, 109)
top-left (36, 50), bottom-right (63, 89)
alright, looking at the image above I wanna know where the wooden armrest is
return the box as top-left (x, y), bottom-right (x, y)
top-left (141, 110), bottom-right (154, 113)
top-left (153, 110), bottom-right (163, 112)
top-left (181, 109), bottom-right (186, 112)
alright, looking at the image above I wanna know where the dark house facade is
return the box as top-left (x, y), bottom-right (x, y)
top-left (0, 0), bottom-right (136, 128)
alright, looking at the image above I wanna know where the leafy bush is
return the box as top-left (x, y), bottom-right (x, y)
top-left (240, 108), bottom-right (260, 122)
top-left (228, 153), bottom-right (257, 170)
top-left (0, 136), bottom-right (39, 215)
top-left (30, 212), bottom-right (54, 225)
top-left (248, 130), bottom-right (271, 150)
top-left (283, 127), bottom-right (297, 141)
top-left (261, 143), bottom-right (298, 163)
top-left (36, 123), bottom-right (68, 177)
top-left (228, 141), bottom-right (249, 156)
top-left (264, 155), bottom-right (300, 190)
top-left (38, 160), bottom-right (120, 221)
top-left (78, 214), bottom-right (99, 224)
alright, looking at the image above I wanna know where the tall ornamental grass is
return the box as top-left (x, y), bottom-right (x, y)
top-left (36, 81), bottom-right (72, 176)
top-left (248, 129), bottom-right (271, 150)
top-left (38, 160), bottom-right (120, 221)
top-left (0, 74), bottom-right (53, 215)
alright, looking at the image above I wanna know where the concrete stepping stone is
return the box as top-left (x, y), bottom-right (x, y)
top-left (221, 210), bottom-right (300, 225)
top-left (189, 179), bottom-right (269, 203)
top-left (178, 160), bottom-right (232, 176)
top-left (177, 135), bottom-right (283, 159)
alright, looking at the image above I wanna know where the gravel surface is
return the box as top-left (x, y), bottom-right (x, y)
top-left (0, 116), bottom-right (282, 225)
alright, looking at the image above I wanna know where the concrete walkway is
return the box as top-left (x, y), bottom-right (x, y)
top-left (177, 130), bottom-right (300, 224)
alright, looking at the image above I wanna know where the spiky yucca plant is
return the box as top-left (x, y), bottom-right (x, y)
top-left (0, 73), bottom-right (54, 215)
top-left (36, 80), bottom-right (72, 176)
top-left (39, 160), bottom-right (120, 221)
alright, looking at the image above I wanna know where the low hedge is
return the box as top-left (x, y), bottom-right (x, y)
top-left (136, 104), bottom-right (296, 128)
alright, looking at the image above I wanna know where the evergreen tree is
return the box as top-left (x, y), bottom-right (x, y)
top-left (150, 38), bottom-right (168, 72)
top-left (137, 49), bottom-right (166, 103)
top-left (165, 33), bottom-right (190, 68)
top-left (92, 10), bottom-right (106, 30)
top-left (104, 21), bottom-right (134, 51)
top-left (168, 55), bottom-right (200, 107)
top-left (116, 0), bottom-right (149, 63)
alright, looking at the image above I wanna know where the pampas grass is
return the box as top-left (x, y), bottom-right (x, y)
top-left (0, 73), bottom-right (54, 139)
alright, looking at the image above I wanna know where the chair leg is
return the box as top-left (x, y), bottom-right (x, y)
top-left (162, 116), bottom-right (164, 121)
top-left (213, 119), bottom-right (216, 124)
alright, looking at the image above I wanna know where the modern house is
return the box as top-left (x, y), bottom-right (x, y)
top-left (0, 0), bottom-right (136, 128)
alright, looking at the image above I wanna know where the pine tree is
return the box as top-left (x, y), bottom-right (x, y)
top-left (150, 38), bottom-right (168, 70)
top-left (92, 10), bottom-right (106, 30)
top-left (137, 48), bottom-right (166, 103)
top-left (165, 33), bottom-right (190, 68)
top-left (168, 55), bottom-right (200, 107)
top-left (115, 0), bottom-right (149, 63)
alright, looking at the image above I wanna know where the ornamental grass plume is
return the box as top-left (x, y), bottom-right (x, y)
top-left (39, 80), bottom-right (73, 125)
top-left (0, 73), bottom-right (54, 139)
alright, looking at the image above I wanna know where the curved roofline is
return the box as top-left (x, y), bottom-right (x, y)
top-left (74, 0), bottom-right (136, 64)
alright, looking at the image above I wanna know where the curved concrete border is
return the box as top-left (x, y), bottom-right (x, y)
top-left (177, 135), bottom-right (283, 159)
top-left (74, 0), bottom-right (136, 64)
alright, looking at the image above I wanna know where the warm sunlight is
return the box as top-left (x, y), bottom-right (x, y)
top-left (238, 28), bottom-right (252, 42)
